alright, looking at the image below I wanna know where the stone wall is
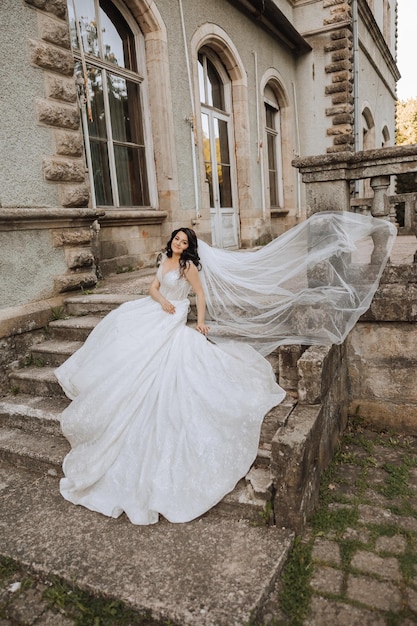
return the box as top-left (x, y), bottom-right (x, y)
top-left (272, 343), bottom-right (349, 532)
top-left (25, 0), bottom-right (90, 207)
top-left (347, 263), bottom-right (417, 434)
top-left (323, 1), bottom-right (354, 153)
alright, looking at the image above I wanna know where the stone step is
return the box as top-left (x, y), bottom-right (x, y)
top-left (64, 293), bottom-right (139, 315)
top-left (0, 394), bottom-right (69, 436)
top-left (9, 367), bottom-right (63, 398)
top-left (0, 421), bottom-right (272, 522)
top-left (64, 292), bottom-right (198, 319)
top-left (259, 397), bottom-right (296, 448)
top-left (0, 428), bottom-right (69, 476)
top-left (30, 339), bottom-right (83, 367)
top-left (0, 460), bottom-right (294, 626)
top-left (48, 315), bottom-right (103, 341)
top-left (0, 396), bottom-right (273, 497)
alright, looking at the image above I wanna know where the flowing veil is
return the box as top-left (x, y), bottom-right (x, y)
top-left (198, 211), bottom-right (397, 356)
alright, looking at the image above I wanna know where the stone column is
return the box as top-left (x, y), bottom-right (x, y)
top-left (370, 175), bottom-right (390, 218)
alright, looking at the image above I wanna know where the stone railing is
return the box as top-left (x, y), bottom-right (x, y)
top-left (293, 144), bottom-right (417, 226)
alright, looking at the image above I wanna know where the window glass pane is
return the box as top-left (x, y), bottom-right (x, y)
top-left (71, 0), bottom-right (99, 57)
top-left (108, 75), bottom-right (143, 144)
top-left (201, 113), bottom-right (214, 206)
top-left (267, 132), bottom-right (278, 207)
top-left (85, 67), bottom-right (107, 139)
top-left (198, 54), bottom-right (206, 105)
top-left (99, 0), bottom-right (137, 71)
top-left (206, 58), bottom-right (224, 110)
top-left (218, 164), bottom-right (232, 207)
top-left (215, 119), bottom-right (232, 207)
top-left (215, 119), bottom-right (230, 167)
top-left (100, 7), bottom-right (124, 66)
top-left (269, 169), bottom-right (278, 207)
top-left (114, 145), bottom-right (149, 206)
top-left (90, 140), bottom-right (113, 205)
top-left (267, 132), bottom-right (276, 169)
top-left (265, 103), bottom-right (275, 130)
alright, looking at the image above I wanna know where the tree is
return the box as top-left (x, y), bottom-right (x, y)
top-left (396, 98), bottom-right (417, 145)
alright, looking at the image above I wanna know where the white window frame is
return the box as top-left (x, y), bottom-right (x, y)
top-left (70, 0), bottom-right (157, 209)
top-left (264, 91), bottom-right (284, 209)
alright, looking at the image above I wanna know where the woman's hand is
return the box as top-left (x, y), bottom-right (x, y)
top-left (196, 323), bottom-right (210, 336)
top-left (161, 299), bottom-right (176, 314)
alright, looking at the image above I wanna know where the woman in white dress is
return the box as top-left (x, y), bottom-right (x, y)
top-left (55, 213), bottom-right (396, 525)
top-left (55, 227), bottom-right (285, 525)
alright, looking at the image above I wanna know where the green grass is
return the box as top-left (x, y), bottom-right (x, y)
top-left (277, 537), bottom-right (313, 626)
top-left (0, 556), bottom-right (178, 626)
top-left (275, 419), bottom-right (417, 625)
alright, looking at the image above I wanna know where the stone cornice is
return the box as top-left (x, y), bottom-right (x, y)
top-left (293, 144), bottom-right (417, 182)
top-left (98, 210), bottom-right (168, 227)
top-left (0, 208), bottom-right (104, 231)
top-left (225, 0), bottom-right (312, 55)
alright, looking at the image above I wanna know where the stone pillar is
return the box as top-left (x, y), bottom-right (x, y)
top-left (305, 179), bottom-right (351, 216)
top-left (370, 175), bottom-right (390, 218)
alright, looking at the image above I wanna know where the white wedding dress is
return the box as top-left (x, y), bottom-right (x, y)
top-left (55, 261), bottom-right (285, 525)
top-left (55, 211), bottom-right (396, 525)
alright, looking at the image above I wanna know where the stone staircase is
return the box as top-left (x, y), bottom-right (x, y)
top-left (0, 292), bottom-right (296, 524)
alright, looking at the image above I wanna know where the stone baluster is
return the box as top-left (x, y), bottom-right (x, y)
top-left (370, 175), bottom-right (390, 219)
top-left (369, 175), bottom-right (393, 264)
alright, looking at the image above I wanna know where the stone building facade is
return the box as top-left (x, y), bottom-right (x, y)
top-left (0, 0), bottom-right (399, 310)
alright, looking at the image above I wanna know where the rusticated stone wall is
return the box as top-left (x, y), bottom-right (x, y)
top-left (25, 0), bottom-right (90, 208)
top-left (347, 263), bottom-right (417, 434)
top-left (323, 0), bottom-right (354, 153)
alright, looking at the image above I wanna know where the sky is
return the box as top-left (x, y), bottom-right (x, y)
top-left (396, 0), bottom-right (416, 100)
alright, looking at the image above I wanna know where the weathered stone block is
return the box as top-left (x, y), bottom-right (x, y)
top-left (324, 38), bottom-right (351, 52)
top-left (272, 405), bottom-right (322, 531)
top-left (54, 130), bottom-right (83, 156)
top-left (334, 133), bottom-right (353, 145)
top-left (54, 271), bottom-right (97, 293)
top-left (327, 144), bottom-right (354, 153)
top-left (39, 13), bottom-right (70, 48)
top-left (51, 228), bottom-right (92, 247)
top-left (59, 184), bottom-right (90, 208)
top-left (65, 248), bottom-right (94, 270)
top-left (298, 344), bottom-right (343, 405)
top-left (100, 240), bottom-right (129, 258)
top-left (331, 71), bottom-right (349, 83)
top-left (327, 124), bottom-right (351, 136)
top-left (362, 284), bottom-right (417, 321)
top-left (333, 113), bottom-right (353, 125)
top-left (326, 104), bottom-right (352, 116)
top-left (37, 99), bottom-right (79, 129)
top-left (331, 93), bottom-right (350, 105)
top-left (43, 157), bottom-right (85, 182)
top-left (29, 40), bottom-right (73, 75)
top-left (25, 0), bottom-right (67, 20)
top-left (278, 344), bottom-right (306, 391)
top-left (325, 61), bottom-right (349, 74)
top-left (326, 82), bottom-right (351, 95)
top-left (45, 75), bottom-right (77, 103)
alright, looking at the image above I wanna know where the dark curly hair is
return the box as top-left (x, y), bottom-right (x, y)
top-left (165, 228), bottom-right (201, 276)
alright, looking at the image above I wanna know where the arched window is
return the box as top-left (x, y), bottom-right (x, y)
top-left (198, 49), bottom-right (238, 248)
top-left (264, 84), bottom-right (283, 209)
top-left (68, 0), bottom-right (151, 208)
top-left (382, 125), bottom-right (390, 147)
top-left (362, 107), bottom-right (375, 150)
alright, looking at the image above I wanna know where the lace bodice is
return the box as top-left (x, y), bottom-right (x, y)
top-left (157, 263), bottom-right (191, 300)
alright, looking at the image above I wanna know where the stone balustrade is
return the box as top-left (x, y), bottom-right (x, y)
top-left (293, 144), bottom-right (417, 224)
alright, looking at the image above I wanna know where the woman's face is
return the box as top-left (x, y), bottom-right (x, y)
top-left (171, 231), bottom-right (189, 255)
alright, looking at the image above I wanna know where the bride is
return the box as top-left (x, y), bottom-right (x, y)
top-left (55, 212), bottom-right (396, 525)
